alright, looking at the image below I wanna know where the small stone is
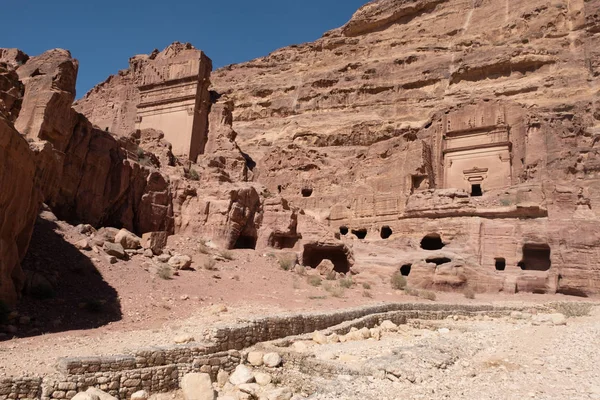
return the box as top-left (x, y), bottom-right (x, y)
top-left (238, 383), bottom-right (260, 396)
top-left (266, 388), bottom-right (293, 400)
top-left (369, 327), bottom-right (381, 340)
top-left (379, 320), bottom-right (398, 331)
top-left (229, 364), bottom-right (254, 385)
top-left (254, 372), bottom-right (272, 386)
top-left (143, 249), bottom-right (154, 258)
top-left (75, 239), bottom-right (91, 251)
top-left (216, 370), bottom-right (229, 387)
top-left (106, 255), bottom-right (118, 264)
top-left (130, 390), bottom-right (149, 400)
top-left (550, 313), bottom-right (567, 326)
top-left (174, 334), bottom-right (195, 344)
top-left (157, 254), bottom-right (171, 263)
top-left (438, 328), bottom-right (450, 334)
top-left (291, 341), bottom-right (308, 352)
top-left (72, 393), bottom-right (100, 400)
top-left (169, 254), bottom-right (193, 270)
top-left (263, 352), bottom-right (282, 367)
top-left (247, 351), bottom-right (264, 366)
top-left (312, 331), bottom-right (327, 344)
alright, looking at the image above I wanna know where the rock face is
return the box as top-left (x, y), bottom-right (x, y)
top-left (74, 42), bottom-right (212, 161)
top-left (204, 0), bottom-right (600, 295)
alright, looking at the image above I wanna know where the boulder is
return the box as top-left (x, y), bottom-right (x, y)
top-left (72, 393), bottom-right (100, 400)
top-left (115, 229), bottom-right (141, 250)
top-left (229, 364), bottom-right (254, 385)
top-left (312, 331), bottom-right (327, 345)
top-left (103, 242), bottom-right (126, 260)
top-left (263, 352), bottom-right (282, 368)
top-left (216, 370), bottom-right (229, 387)
top-left (254, 372), bottom-right (272, 386)
top-left (379, 320), bottom-right (398, 331)
top-left (75, 239), bottom-right (91, 251)
top-left (247, 351), bottom-right (264, 366)
top-left (169, 254), bottom-right (193, 270)
top-left (181, 373), bottom-right (216, 400)
top-left (174, 334), bottom-right (195, 344)
top-left (130, 390), bottom-right (149, 400)
top-left (85, 388), bottom-right (117, 400)
top-left (316, 259), bottom-right (335, 276)
top-left (266, 388), bottom-right (293, 400)
top-left (142, 231), bottom-right (168, 255)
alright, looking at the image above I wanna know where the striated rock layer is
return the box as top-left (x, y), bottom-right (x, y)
top-left (72, 0), bottom-right (600, 296)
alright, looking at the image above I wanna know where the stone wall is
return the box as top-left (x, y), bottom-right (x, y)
top-left (0, 302), bottom-right (531, 400)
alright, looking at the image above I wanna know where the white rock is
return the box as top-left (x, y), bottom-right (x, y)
top-left (327, 333), bottom-right (340, 343)
top-left (216, 370), bottom-right (229, 387)
top-left (72, 393), bottom-right (100, 400)
top-left (312, 331), bottom-right (328, 344)
top-left (86, 388), bottom-right (116, 400)
top-left (291, 341), bottom-right (308, 352)
top-left (263, 352), bottom-right (282, 368)
top-left (254, 372), bottom-right (272, 386)
top-left (247, 351), bottom-right (264, 366)
top-left (174, 334), bottom-right (195, 344)
top-left (379, 320), bottom-right (398, 331)
top-left (369, 328), bottom-right (381, 340)
top-left (438, 328), bottom-right (450, 334)
top-left (550, 313), bottom-right (567, 326)
top-left (238, 383), bottom-right (260, 396)
top-left (266, 388), bottom-right (293, 400)
top-left (359, 327), bottom-right (371, 339)
top-left (229, 365), bottom-right (255, 385)
top-left (130, 390), bottom-right (149, 400)
top-left (181, 373), bottom-right (215, 400)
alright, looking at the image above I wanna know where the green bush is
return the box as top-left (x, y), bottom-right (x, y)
top-left (362, 282), bottom-right (372, 290)
top-left (324, 283), bottom-right (345, 298)
top-left (188, 168), bottom-right (200, 181)
top-left (390, 272), bottom-right (407, 290)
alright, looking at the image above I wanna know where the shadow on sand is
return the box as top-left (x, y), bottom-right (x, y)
top-left (11, 216), bottom-right (122, 339)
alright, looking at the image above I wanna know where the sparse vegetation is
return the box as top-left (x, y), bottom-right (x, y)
top-left (278, 256), bottom-right (295, 271)
top-left (136, 147), bottom-right (146, 159)
top-left (220, 249), bottom-right (234, 260)
top-left (419, 290), bottom-right (437, 301)
top-left (339, 276), bottom-right (354, 289)
top-left (362, 282), bottom-right (372, 290)
top-left (324, 283), bottom-right (345, 298)
top-left (362, 290), bottom-right (373, 298)
top-left (157, 265), bottom-right (173, 280)
top-left (307, 275), bottom-right (322, 287)
top-left (404, 287), bottom-right (420, 297)
top-left (188, 168), bottom-right (200, 181)
top-left (464, 286), bottom-right (476, 299)
top-left (391, 271), bottom-right (407, 290)
top-left (198, 239), bottom-right (211, 254)
top-left (308, 295), bottom-right (327, 300)
top-left (552, 302), bottom-right (593, 318)
top-left (204, 259), bottom-right (218, 271)
top-left (326, 271), bottom-right (337, 281)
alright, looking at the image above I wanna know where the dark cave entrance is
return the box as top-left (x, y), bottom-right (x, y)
top-left (352, 229), bottom-right (368, 239)
top-left (471, 184), bottom-right (483, 197)
top-left (518, 244), bottom-right (551, 271)
top-left (380, 226), bottom-right (393, 239)
top-left (339, 226), bottom-right (349, 236)
top-left (301, 188), bottom-right (313, 197)
top-left (302, 244), bottom-right (350, 274)
top-left (234, 234), bottom-right (257, 250)
top-left (400, 264), bottom-right (412, 277)
top-left (420, 233), bottom-right (445, 250)
top-left (495, 258), bottom-right (506, 271)
top-left (268, 233), bottom-right (299, 250)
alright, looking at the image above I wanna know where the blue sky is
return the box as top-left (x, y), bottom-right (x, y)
top-left (4, 0), bottom-right (368, 97)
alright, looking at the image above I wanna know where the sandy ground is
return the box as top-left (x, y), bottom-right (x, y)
top-left (2, 217), bottom-right (598, 379)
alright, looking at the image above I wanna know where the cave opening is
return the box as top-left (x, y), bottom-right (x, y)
top-left (518, 244), bottom-right (551, 271)
top-left (380, 226), bottom-right (393, 239)
top-left (426, 257), bottom-right (452, 265)
top-left (495, 258), bottom-right (506, 271)
top-left (301, 188), bottom-right (313, 197)
top-left (339, 226), bottom-right (349, 236)
top-left (234, 234), bottom-right (257, 250)
top-left (302, 244), bottom-right (350, 274)
top-left (268, 234), bottom-right (299, 250)
top-left (420, 233), bottom-right (445, 250)
top-left (352, 229), bottom-right (368, 240)
top-left (400, 264), bottom-right (412, 276)
top-left (471, 184), bottom-right (483, 197)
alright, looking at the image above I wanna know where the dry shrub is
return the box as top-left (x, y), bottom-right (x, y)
top-left (157, 265), bottom-right (173, 280)
top-left (391, 272), bottom-right (407, 290)
top-left (220, 250), bottom-right (234, 260)
top-left (307, 275), bottom-right (322, 287)
top-left (278, 256), bottom-right (295, 271)
top-left (339, 276), bottom-right (354, 288)
top-left (204, 259), bottom-right (218, 271)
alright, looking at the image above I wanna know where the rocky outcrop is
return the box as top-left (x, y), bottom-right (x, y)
top-left (0, 118), bottom-right (41, 306)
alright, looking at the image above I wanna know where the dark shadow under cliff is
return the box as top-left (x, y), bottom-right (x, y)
top-left (9, 216), bottom-right (122, 339)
